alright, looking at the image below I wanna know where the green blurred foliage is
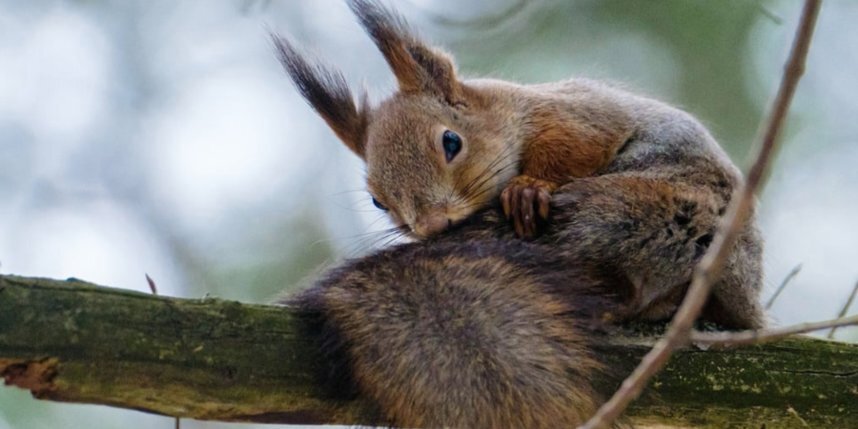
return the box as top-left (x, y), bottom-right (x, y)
top-left (453, 0), bottom-right (772, 157)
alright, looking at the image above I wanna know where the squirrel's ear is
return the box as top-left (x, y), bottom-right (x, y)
top-left (272, 33), bottom-right (369, 158)
top-left (349, 0), bottom-right (463, 105)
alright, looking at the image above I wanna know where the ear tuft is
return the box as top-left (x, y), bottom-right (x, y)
top-left (272, 33), bottom-right (368, 157)
top-left (348, 0), bottom-right (462, 104)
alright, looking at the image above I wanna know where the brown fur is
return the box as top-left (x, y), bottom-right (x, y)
top-left (290, 235), bottom-right (625, 428)
top-left (275, 0), bottom-right (734, 242)
top-left (522, 96), bottom-right (633, 182)
top-left (273, 1), bottom-right (646, 239)
top-left (287, 172), bottom-right (764, 426)
top-left (277, 0), bottom-right (766, 427)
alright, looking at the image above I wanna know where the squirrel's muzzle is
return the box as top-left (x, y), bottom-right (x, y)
top-left (413, 211), bottom-right (451, 238)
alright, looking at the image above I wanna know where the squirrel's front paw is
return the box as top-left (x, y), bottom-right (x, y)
top-left (500, 175), bottom-right (558, 238)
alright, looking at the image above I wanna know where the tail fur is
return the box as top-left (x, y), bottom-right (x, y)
top-left (290, 236), bottom-right (627, 428)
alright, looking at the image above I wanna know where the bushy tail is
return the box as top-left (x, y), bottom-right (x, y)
top-left (289, 237), bottom-right (624, 428)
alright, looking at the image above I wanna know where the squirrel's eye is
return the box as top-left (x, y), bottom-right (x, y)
top-left (442, 130), bottom-right (462, 162)
top-left (371, 197), bottom-right (388, 211)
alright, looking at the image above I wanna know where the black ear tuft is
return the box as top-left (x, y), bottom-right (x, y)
top-left (348, 0), bottom-right (462, 104)
top-left (348, 0), bottom-right (412, 39)
top-left (347, 0), bottom-right (420, 89)
top-left (271, 33), bottom-right (368, 157)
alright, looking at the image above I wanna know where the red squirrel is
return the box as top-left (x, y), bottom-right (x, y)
top-left (273, 1), bottom-right (647, 239)
top-left (278, 1), bottom-right (765, 427)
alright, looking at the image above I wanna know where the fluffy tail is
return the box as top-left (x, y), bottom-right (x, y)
top-left (290, 237), bottom-right (624, 428)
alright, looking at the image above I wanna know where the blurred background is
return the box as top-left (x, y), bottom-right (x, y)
top-left (1, 0), bottom-right (856, 428)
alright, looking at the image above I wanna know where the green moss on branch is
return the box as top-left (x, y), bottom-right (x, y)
top-left (1, 275), bottom-right (856, 427)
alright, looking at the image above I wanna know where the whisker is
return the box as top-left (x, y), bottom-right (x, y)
top-left (308, 215), bottom-right (387, 248)
top-left (344, 227), bottom-right (402, 256)
top-left (464, 151), bottom-right (518, 198)
top-left (462, 159), bottom-right (519, 202)
top-left (460, 145), bottom-right (517, 198)
top-left (326, 188), bottom-right (371, 197)
top-left (356, 229), bottom-right (399, 252)
top-left (453, 165), bottom-right (520, 215)
top-left (376, 228), bottom-right (408, 249)
top-left (459, 149), bottom-right (518, 203)
top-left (458, 145), bottom-right (511, 196)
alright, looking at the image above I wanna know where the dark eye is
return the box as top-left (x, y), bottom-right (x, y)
top-left (442, 130), bottom-right (462, 162)
top-left (372, 196), bottom-right (388, 211)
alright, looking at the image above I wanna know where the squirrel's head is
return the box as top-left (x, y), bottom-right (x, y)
top-left (274, 0), bottom-right (516, 239)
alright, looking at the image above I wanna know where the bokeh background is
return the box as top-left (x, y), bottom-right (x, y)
top-left (1, 0), bottom-right (856, 428)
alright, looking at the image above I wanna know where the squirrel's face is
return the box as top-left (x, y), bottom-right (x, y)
top-left (364, 96), bottom-right (514, 238)
top-left (274, 0), bottom-right (515, 238)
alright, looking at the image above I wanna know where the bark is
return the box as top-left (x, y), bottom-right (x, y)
top-left (1, 275), bottom-right (855, 427)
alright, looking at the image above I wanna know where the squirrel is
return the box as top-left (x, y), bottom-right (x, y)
top-left (276, 0), bottom-right (766, 427)
top-left (288, 186), bottom-right (765, 428)
top-left (272, 0), bottom-right (745, 240)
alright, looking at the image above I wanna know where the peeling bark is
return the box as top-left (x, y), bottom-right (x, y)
top-left (1, 357), bottom-right (59, 394)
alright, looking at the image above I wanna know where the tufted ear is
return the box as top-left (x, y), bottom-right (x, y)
top-left (272, 33), bottom-right (369, 158)
top-left (348, 0), bottom-right (464, 105)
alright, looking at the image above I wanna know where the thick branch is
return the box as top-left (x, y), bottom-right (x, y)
top-left (1, 275), bottom-right (856, 427)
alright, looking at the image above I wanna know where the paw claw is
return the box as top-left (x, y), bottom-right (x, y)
top-left (500, 188), bottom-right (512, 219)
top-left (520, 188), bottom-right (536, 238)
top-left (499, 175), bottom-right (558, 238)
top-left (537, 190), bottom-right (551, 219)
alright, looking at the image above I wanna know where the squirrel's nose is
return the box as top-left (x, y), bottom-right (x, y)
top-left (413, 212), bottom-right (451, 238)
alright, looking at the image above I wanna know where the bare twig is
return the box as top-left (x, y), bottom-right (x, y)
top-left (757, 1), bottom-right (785, 25)
top-left (406, 0), bottom-right (527, 29)
top-left (691, 314), bottom-right (858, 347)
top-left (828, 280), bottom-right (858, 338)
top-left (145, 273), bottom-right (158, 295)
top-left (580, 2), bottom-right (822, 428)
top-left (765, 263), bottom-right (802, 310)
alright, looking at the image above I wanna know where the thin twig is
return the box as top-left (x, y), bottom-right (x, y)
top-left (145, 273), bottom-right (158, 295)
top-left (691, 314), bottom-right (858, 347)
top-left (405, 0), bottom-right (527, 29)
top-left (579, 2), bottom-right (822, 428)
top-left (757, 1), bottom-right (785, 25)
top-left (765, 263), bottom-right (802, 310)
top-left (828, 280), bottom-right (858, 338)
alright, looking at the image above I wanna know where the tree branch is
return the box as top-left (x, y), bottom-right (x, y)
top-left (1, 275), bottom-right (857, 427)
top-left (691, 314), bottom-right (858, 347)
top-left (829, 281), bottom-right (858, 339)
